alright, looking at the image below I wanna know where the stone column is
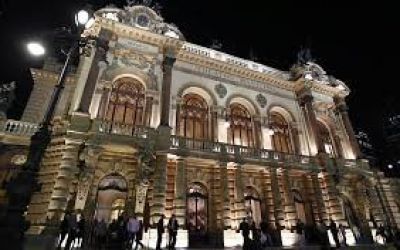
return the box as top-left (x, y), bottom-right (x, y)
top-left (77, 32), bottom-right (111, 113)
top-left (159, 55), bottom-right (176, 127)
top-left (310, 172), bottom-right (327, 223)
top-left (234, 164), bottom-right (246, 227)
top-left (253, 116), bottom-right (262, 149)
top-left (281, 168), bottom-right (297, 229)
top-left (270, 168), bottom-right (284, 228)
top-left (334, 96), bottom-right (361, 158)
top-left (174, 158), bottom-right (187, 226)
top-left (297, 89), bottom-right (325, 155)
top-left (219, 161), bottom-right (231, 228)
top-left (151, 153), bottom-right (168, 222)
top-left (143, 96), bottom-right (154, 126)
top-left (96, 86), bottom-right (111, 119)
top-left (217, 107), bottom-right (228, 143)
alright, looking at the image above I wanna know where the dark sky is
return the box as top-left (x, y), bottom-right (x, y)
top-left (0, 0), bottom-right (399, 150)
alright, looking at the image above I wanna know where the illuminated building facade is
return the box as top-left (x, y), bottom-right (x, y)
top-left (1, 4), bottom-right (400, 247)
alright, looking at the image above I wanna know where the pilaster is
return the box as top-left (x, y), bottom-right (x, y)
top-left (270, 168), bottom-right (284, 228)
top-left (280, 168), bottom-right (297, 228)
top-left (174, 158), bottom-right (187, 226)
top-left (150, 153), bottom-right (167, 222)
top-left (234, 164), bottom-right (246, 227)
top-left (219, 161), bottom-right (231, 228)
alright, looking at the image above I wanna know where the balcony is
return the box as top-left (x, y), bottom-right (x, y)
top-left (0, 119), bottom-right (39, 145)
top-left (169, 135), bottom-right (317, 170)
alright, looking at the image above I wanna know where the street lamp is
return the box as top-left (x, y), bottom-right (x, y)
top-left (0, 9), bottom-right (93, 249)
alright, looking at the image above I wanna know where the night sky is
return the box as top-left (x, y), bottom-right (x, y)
top-left (0, 0), bottom-right (399, 152)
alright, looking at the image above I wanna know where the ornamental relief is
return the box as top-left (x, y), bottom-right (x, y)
top-left (256, 93), bottom-right (267, 108)
top-left (214, 83), bottom-right (227, 98)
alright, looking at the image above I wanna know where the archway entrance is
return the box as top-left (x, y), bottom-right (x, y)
top-left (293, 189), bottom-right (313, 224)
top-left (187, 183), bottom-right (208, 247)
top-left (94, 174), bottom-right (128, 223)
top-left (244, 186), bottom-right (262, 228)
top-left (342, 196), bottom-right (362, 241)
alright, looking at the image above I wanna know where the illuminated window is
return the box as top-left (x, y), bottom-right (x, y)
top-left (270, 112), bottom-right (293, 153)
top-left (318, 121), bottom-right (336, 157)
top-left (227, 103), bottom-right (254, 147)
top-left (104, 77), bottom-right (145, 126)
top-left (110, 198), bottom-right (125, 221)
top-left (178, 94), bottom-right (209, 140)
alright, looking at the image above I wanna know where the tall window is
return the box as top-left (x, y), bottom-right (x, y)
top-left (270, 112), bottom-right (293, 153)
top-left (104, 77), bottom-right (145, 125)
top-left (228, 103), bottom-right (254, 147)
top-left (318, 121), bottom-right (335, 157)
top-left (178, 94), bottom-right (209, 140)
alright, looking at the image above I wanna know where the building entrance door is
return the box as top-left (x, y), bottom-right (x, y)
top-left (94, 174), bottom-right (128, 223)
top-left (187, 183), bottom-right (208, 247)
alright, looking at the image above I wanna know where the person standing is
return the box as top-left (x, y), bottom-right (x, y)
top-left (156, 215), bottom-right (165, 250)
top-left (57, 212), bottom-right (70, 249)
top-left (338, 224), bottom-right (347, 246)
top-left (127, 215), bottom-right (140, 248)
top-left (239, 218), bottom-right (250, 249)
top-left (295, 219), bottom-right (305, 246)
top-left (329, 219), bottom-right (340, 248)
top-left (167, 214), bottom-right (179, 249)
top-left (95, 219), bottom-right (107, 250)
top-left (65, 212), bottom-right (78, 250)
top-left (134, 220), bottom-right (144, 250)
top-left (77, 215), bottom-right (86, 248)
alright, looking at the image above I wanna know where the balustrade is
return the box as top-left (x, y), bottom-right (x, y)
top-left (95, 120), bottom-right (155, 139)
top-left (0, 119), bottom-right (38, 137)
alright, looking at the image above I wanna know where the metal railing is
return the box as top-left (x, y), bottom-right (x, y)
top-left (0, 119), bottom-right (38, 137)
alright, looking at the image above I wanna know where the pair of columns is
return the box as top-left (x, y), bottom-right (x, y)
top-left (297, 86), bottom-right (361, 159)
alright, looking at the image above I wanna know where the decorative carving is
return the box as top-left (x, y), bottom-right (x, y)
top-left (214, 83), bottom-right (227, 98)
top-left (0, 81), bottom-right (16, 119)
top-left (10, 154), bottom-right (27, 166)
top-left (256, 93), bottom-right (267, 108)
top-left (134, 182), bottom-right (149, 214)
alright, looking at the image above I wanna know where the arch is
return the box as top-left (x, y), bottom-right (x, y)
top-left (177, 84), bottom-right (217, 106)
top-left (103, 77), bottom-right (146, 126)
top-left (112, 74), bottom-right (147, 90)
top-left (244, 186), bottom-right (262, 227)
top-left (226, 95), bottom-right (259, 116)
top-left (317, 118), bottom-right (337, 157)
top-left (178, 93), bottom-right (209, 140)
top-left (269, 111), bottom-right (294, 153)
top-left (187, 182), bottom-right (208, 243)
top-left (227, 102), bottom-right (255, 147)
top-left (267, 104), bottom-right (296, 123)
top-left (95, 173), bottom-right (128, 222)
top-left (292, 188), bottom-right (314, 224)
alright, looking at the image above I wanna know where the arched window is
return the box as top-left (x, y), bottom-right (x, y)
top-left (178, 94), bottom-right (209, 140)
top-left (228, 103), bottom-right (254, 147)
top-left (270, 112), bottom-right (293, 153)
top-left (104, 77), bottom-right (145, 126)
top-left (317, 121), bottom-right (335, 157)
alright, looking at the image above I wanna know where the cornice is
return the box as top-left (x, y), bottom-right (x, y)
top-left (87, 17), bottom-right (348, 99)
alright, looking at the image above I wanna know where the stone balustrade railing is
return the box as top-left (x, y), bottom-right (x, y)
top-left (0, 119), bottom-right (38, 137)
top-left (170, 135), bottom-right (316, 169)
top-left (95, 120), bottom-right (156, 139)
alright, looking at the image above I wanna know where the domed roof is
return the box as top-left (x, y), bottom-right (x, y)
top-left (94, 4), bottom-right (185, 40)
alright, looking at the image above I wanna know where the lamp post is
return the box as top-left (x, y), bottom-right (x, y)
top-left (0, 9), bottom-right (93, 250)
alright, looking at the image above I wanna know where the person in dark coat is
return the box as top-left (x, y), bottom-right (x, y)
top-left (57, 212), bottom-right (70, 249)
top-left (167, 214), bottom-right (179, 249)
top-left (329, 219), bottom-right (340, 248)
top-left (77, 215), bottom-right (86, 247)
top-left (156, 215), bottom-right (165, 250)
top-left (134, 220), bottom-right (144, 250)
top-left (239, 218), bottom-right (250, 249)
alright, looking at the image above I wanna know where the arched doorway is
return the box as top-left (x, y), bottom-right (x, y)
top-left (187, 183), bottom-right (208, 247)
top-left (244, 186), bottom-right (262, 227)
top-left (94, 174), bottom-right (128, 223)
top-left (293, 189), bottom-right (313, 224)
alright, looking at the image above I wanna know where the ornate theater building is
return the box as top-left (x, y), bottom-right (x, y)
top-left (1, 4), bottom-right (400, 248)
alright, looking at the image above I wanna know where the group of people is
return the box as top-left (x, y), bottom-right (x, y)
top-left (57, 212), bottom-right (179, 250)
top-left (57, 212), bottom-right (145, 250)
top-left (237, 218), bottom-right (358, 249)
